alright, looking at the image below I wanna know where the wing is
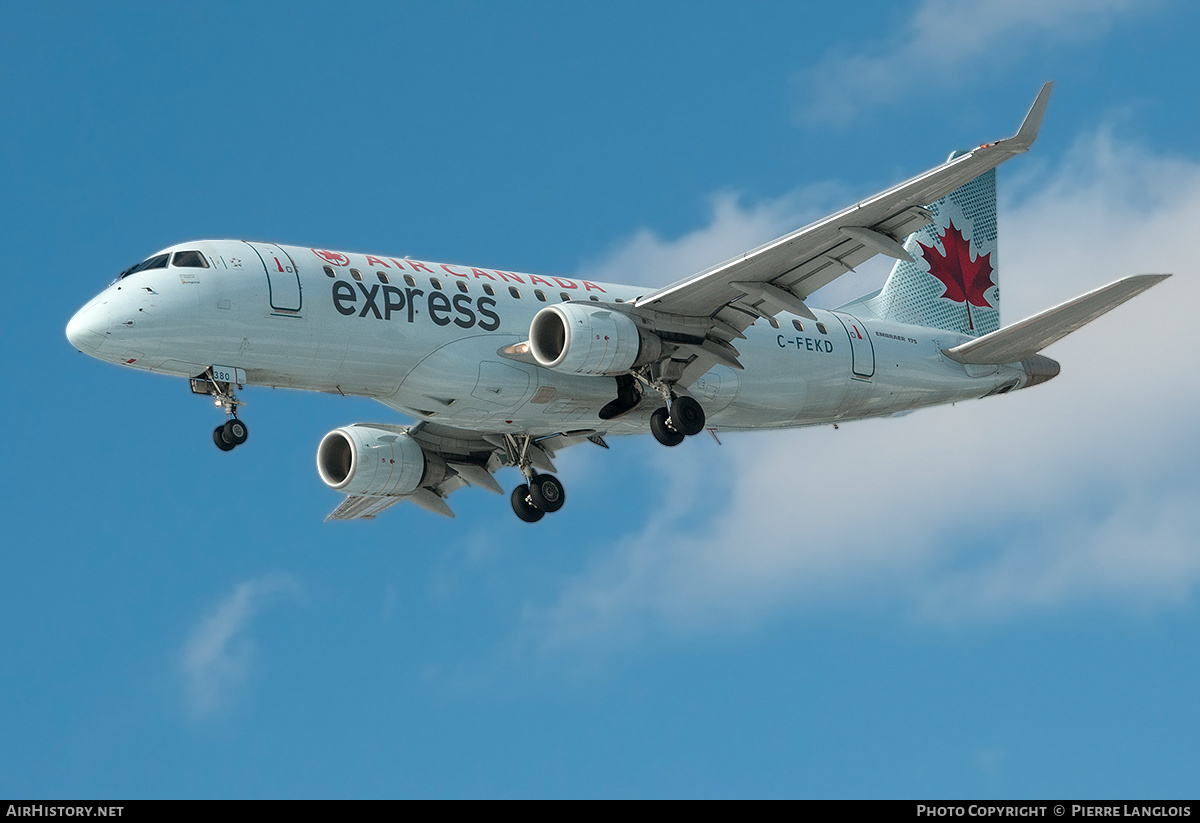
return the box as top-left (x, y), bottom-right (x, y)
top-left (325, 421), bottom-right (608, 520)
top-left (627, 83), bottom-right (1052, 382)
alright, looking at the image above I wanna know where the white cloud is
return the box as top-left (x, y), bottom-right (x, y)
top-left (794, 0), bottom-right (1151, 126)
top-left (180, 574), bottom-right (300, 715)
top-left (577, 186), bottom-right (843, 291)
top-left (541, 130), bottom-right (1200, 648)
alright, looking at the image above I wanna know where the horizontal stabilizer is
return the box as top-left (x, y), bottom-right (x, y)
top-left (944, 274), bottom-right (1170, 365)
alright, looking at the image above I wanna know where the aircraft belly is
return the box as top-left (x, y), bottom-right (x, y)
top-left (391, 335), bottom-right (534, 423)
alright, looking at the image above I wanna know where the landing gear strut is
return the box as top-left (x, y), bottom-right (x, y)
top-left (505, 434), bottom-right (567, 522)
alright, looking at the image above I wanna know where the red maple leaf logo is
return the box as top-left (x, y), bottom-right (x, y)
top-left (919, 220), bottom-right (994, 331)
top-left (313, 248), bottom-right (349, 267)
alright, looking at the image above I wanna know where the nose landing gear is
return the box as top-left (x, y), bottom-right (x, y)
top-left (192, 367), bottom-right (249, 452)
top-left (213, 418), bottom-right (249, 451)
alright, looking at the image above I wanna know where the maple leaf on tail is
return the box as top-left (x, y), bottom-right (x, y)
top-left (919, 220), bottom-right (994, 331)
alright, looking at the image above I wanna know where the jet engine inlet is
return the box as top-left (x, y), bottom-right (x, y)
top-left (529, 303), bottom-right (661, 376)
top-left (317, 426), bottom-right (442, 497)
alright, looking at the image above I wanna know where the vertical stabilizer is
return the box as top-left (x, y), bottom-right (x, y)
top-left (863, 161), bottom-right (1000, 337)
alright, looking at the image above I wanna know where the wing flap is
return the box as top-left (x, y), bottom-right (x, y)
top-left (408, 488), bottom-right (455, 518)
top-left (325, 495), bottom-right (405, 521)
top-left (448, 461), bottom-right (504, 494)
top-left (944, 274), bottom-right (1170, 365)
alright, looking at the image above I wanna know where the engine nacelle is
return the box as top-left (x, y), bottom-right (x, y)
top-left (316, 426), bottom-right (446, 497)
top-left (528, 303), bottom-right (661, 376)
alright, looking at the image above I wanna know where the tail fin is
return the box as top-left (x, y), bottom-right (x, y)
top-left (863, 158), bottom-right (1000, 337)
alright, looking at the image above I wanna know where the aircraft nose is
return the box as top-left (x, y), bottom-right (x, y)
top-left (66, 300), bottom-right (109, 353)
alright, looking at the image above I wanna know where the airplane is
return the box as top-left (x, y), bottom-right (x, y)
top-left (65, 83), bottom-right (1170, 523)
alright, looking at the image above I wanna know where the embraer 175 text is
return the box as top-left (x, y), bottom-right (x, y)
top-left (67, 84), bottom-right (1169, 522)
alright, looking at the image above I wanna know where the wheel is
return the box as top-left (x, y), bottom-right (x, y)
top-left (670, 395), bottom-right (706, 436)
top-left (213, 425), bottom-right (235, 451)
top-left (529, 474), bottom-right (565, 513)
top-left (650, 406), bottom-right (684, 446)
top-left (223, 418), bottom-right (248, 446)
top-left (511, 484), bottom-right (545, 522)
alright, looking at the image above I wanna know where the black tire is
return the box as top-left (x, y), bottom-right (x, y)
top-left (511, 484), bottom-right (545, 522)
top-left (213, 425), bottom-right (235, 451)
top-left (650, 406), bottom-right (684, 446)
top-left (529, 474), bottom-right (565, 513)
top-left (670, 395), bottom-right (706, 436)
top-left (223, 418), bottom-right (249, 446)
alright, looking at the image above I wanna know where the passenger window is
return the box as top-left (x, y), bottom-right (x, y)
top-left (350, 268), bottom-right (363, 281)
top-left (534, 289), bottom-right (547, 302)
top-left (172, 250), bottom-right (209, 268)
top-left (792, 319), bottom-right (804, 332)
top-left (768, 316), bottom-right (779, 329)
top-left (614, 298), bottom-right (624, 303)
top-left (456, 280), bottom-right (469, 293)
top-left (430, 278), bottom-right (443, 290)
top-left (323, 266), bottom-right (336, 278)
top-left (816, 323), bottom-right (828, 335)
top-left (560, 292), bottom-right (571, 302)
top-left (403, 275), bottom-right (416, 287)
top-left (508, 286), bottom-right (521, 299)
top-left (589, 295), bottom-right (601, 302)
top-left (483, 284), bottom-right (495, 296)
top-left (376, 271), bottom-right (389, 284)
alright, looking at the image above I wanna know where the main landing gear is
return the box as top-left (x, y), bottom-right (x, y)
top-left (650, 392), bottom-right (706, 447)
top-left (511, 473), bottom-right (566, 523)
top-left (505, 433), bottom-right (567, 522)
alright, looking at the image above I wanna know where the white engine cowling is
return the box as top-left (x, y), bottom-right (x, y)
top-left (528, 303), bottom-right (661, 376)
top-left (316, 426), bottom-right (445, 497)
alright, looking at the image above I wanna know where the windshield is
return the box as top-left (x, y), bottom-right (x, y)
top-left (115, 253), bottom-right (169, 281)
top-left (171, 250), bottom-right (209, 268)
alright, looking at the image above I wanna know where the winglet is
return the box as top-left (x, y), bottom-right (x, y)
top-left (1007, 82), bottom-right (1053, 152)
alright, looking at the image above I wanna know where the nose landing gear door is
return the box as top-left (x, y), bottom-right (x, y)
top-left (245, 242), bottom-right (302, 314)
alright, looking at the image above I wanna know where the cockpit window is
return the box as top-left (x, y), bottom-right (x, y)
top-left (171, 250), bottom-right (209, 268)
top-left (116, 253), bottom-right (170, 280)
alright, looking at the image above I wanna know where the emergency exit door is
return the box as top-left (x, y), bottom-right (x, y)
top-left (832, 312), bottom-right (875, 379)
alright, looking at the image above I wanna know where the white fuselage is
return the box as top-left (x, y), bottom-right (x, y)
top-left (67, 240), bottom-right (1033, 436)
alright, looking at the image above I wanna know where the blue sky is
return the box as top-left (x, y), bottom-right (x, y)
top-left (3, 0), bottom-right (1199, 798)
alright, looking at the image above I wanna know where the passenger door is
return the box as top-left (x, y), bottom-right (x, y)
top-left (245, 242), bottom-right (302, 314)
